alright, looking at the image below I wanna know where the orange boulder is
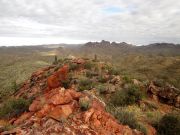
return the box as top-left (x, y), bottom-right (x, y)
top-left (47, 65), bottom-right (69, 90)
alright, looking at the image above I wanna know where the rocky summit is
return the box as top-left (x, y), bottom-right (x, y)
top-left (0, 58), bottom-right (142, 135)
top-left (0, 57), bottom-right (179, 135)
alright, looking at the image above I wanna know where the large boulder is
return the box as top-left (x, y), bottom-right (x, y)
top-left (148, 82), bottom-right (180, 108)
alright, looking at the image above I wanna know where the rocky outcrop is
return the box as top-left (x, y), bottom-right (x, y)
top-left (148, 82), bottom-right (180, 108)
top-left (47, 65), bottom-right (69, 90)
top-left (1, 60), bottom-right (143, 135)
top-left (4, 88), bottom-right (142, 135)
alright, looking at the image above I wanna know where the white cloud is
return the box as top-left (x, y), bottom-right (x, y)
top-left (0, 0), bottom-right (180, 46)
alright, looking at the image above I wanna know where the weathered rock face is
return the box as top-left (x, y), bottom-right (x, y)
top-left (4, 87), bottom-right (142, 135)
top-left (47, 65), bottom-right (69, 90)
top-left (148, 82), bottom-right (180, 108)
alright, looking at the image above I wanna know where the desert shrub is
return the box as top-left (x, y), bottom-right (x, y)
top-left (153, 79), bottom-right (165, 87)
top-left (11, 81), bottom-right (22, 93)
top-left (96, 84), bottom-right (107, 94)
top-left (0, 98), bottom-right (31, 119)
top-left (86, 71), bottom-right (98, 78)
top-left (137, 123), bottom-right (147, 135)
top-left (78, 78), bottom-right (95, 91)
top-left (123, 76), bottom-right (132, 84)
top-left (69, 63), bottom-right (79, 71)
top-left (98, 75), bottom-right (108, 83)
top-left (157, 113), bottom-right (180, 135)
top-left (146, 111), bottom-right (163, 127)
top-left (144, 101), bottom-right (158, 111)
top-left (61, 72), bottom-right (73, 89)
top-left (0, 89), bottom-right (12, 101)
top-left (113, 108), bottom-right (147, 135)
top-left (79, 97), bottom-right (90, 111)
top-left (108, 67), bottom-right (120, 75)
top-left (61, 79), bottom-right (71, 89)
top-left (110, 85), bottom-right (142, 106)
top-left (84, 61), bottom-right (94, 69)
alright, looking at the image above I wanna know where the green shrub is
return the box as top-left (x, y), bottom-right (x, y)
top-left (110, 85), bottom-right (142, 106)
top-left (61, 79), bottom-right (71, 89)
top-left (123, 76), bottom-right (132, 84)
top-left (69, 63), bottom-right (79, 71)
top-left (79, 97), bottom-right (90, 111)
top-left (114, 109), bottom-right (147, 135)
top-left (146, 111), bottom-right (163, 128)
top-left (84, 61), bottom-right (94, 69)
top-left (0, 98), bottom-right (31, 119)
top-left (98, 75), bottom-right (108, 83)
top-left (86, 71), bottom-right (98, 78)
top-left (78, 78), bottom-right (95, 91)
top-left (96, 84), bottom-right (107, 94)
top-left (11, 81), bottom-right (22, 93)
top-left (153, 79), bottom-right (165, 87)
top-left (108, 67), bottom-right (120, 75)
top-left (157, 113), bottom-right (180, 135)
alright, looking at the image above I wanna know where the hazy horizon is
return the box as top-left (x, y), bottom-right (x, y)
top-left (0, 0), bottom-right (180, 46)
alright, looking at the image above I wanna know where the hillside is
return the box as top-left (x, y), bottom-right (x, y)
top-left (0, 57), bottom-right (179, 135)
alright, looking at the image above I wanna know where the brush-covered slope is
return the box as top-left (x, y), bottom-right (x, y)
top-left (0, 58), bottom-right (143, 135)
top-left (0, 57), bottom-right (179, 135)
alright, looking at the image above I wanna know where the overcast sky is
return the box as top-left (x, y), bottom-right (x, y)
top-left (0, 0), bottom-right (180, 46)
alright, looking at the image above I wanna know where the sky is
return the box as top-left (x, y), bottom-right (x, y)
top-left (0, 0), bottom-right (180, 46)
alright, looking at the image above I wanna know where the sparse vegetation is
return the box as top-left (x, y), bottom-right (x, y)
top-left (84, 61), bottom-right (94, 69)
top-left (157, 113), bottom-right (180, 135)
top-left (96, 84), bottom-right (107, 94)
top-left (110, 85), bottom-right (143, 106)
top-left (69, 63), bottom-right (79, 71)
top-left (0, 45), bottom-right (180, 134)
top-left (0, 98), bottom-right (31, 119)
top-left (86, 70), bottom-right (98, 78)
top-left (98, 75), bottom-right (108, 83)
top-left (78, 78), bottom-right (95, 91)
top-left (106, 105), bottom-right (147, 135)
top-left (108, 67), bottom-right (120, 75)
top-left (79, 97), bottom-right (90, 111)
top-left (146, 111), bottom-right (163, 127)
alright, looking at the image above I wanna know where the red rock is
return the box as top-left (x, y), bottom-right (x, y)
top-left (29, 99), bottom-right (42, 112)
top-left (91, 99), bottom-right (105, 111)
top-left (57, 64), bottom-right (69, 81)
top-left (47, 65), bottom-right (69, 90)
top-left (93, 119), bottom-right (101, 128)
top-left (48, 89), bottom-right (73, 105)
top-left (48, 104), bottom-right (73, 120)
top-left (61, 105), bottom-right (73, 117)
top-left (47, 73), bottom-right (61, 89)
top-left (14, 112), bottom-right (33, 125)
top-left (36, 104), bottom-right (54, 118)
top-left (67, 89), bottom-right (82, 100)
top-left (83, 108), bottom-right (95, 123)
